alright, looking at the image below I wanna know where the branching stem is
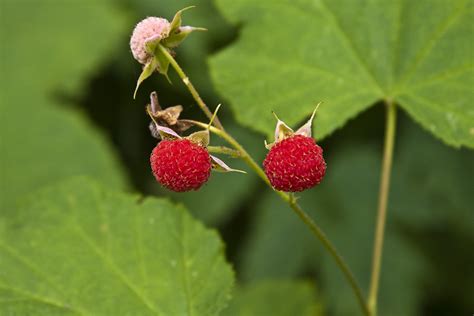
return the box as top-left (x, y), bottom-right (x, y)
top-left (186, 121), bottom-right (371, 316)
top-left (158, 44), bottom-right (224, 130)
top-left (163, 49), bottom-right (371, 316)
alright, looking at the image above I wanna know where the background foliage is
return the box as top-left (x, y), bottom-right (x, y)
top-left (1, 0), bottom-right (473, 315)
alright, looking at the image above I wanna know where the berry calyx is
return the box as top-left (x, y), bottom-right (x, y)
top-left (150, 139), bottom-right (211, 192)
top-left (263, 135), bottom-right (326, 192)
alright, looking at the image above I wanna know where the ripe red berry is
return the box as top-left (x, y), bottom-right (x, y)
top-left (150, 139), bottom-right (212, 192)
top-left (263, 135), bottom-right (326, 192)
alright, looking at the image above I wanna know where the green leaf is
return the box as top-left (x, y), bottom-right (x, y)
top-left (210, 0), bottom-right (474, 148)
top-left (0, 101), bottom-right (128, 213)
top-left (0, 0), bottom-right (128, 210)
top-left (222, 280), bottom-right (323, 316)
top-left (1, 0), bottom-right (126, 96)
top-left (0, 177), bottom-right (234, 315)
top-left (391, 120), bottom-right (474, 232)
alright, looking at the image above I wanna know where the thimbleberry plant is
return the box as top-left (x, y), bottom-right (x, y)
top-left (129, 8), bottom-right (370, 315)
top-left (1, 1), bottom-right (471, 315)
top-left (128, 5), bottom-right (472, 316)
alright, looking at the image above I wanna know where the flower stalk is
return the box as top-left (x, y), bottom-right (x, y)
top-left (157, 44), bottom-right (224, 130)
top-left (367, 100), bottom-right (397, 315)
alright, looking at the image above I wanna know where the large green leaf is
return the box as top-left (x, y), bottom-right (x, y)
top-left (0, 0), bottom-right (128, 210)
top-left (0, 177), bottom-right (234, 315)
top-left (1, 0), bottom-right (126, 96)
top-left (210, 0), bottom-right (474, 148)
top-left (0, 102), bottom-right (128, 213)
top-left (238, 116), bottom-right (472, 315)
top-left (223, 280), bottom-right (323, 316)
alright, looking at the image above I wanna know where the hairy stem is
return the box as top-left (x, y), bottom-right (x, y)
top-left (158, 44), bottom-right (224, 130)
top-left (163, 50), bottom-right (370, 316)
top-left (368, 100), bottom-right (397, 315)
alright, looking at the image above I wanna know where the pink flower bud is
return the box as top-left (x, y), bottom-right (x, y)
top-left (130, 17), bottom-right (171, 64)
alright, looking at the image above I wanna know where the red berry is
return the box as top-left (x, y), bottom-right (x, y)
top-left (263, 135), bottom-right (326, 192)
top-left (150, 139), bottom-right (212, 192)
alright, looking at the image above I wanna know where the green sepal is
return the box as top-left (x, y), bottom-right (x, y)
top-left (154, 48), bottom-right (171, 83)
top-left (133, 58), bottom-right (158, 99)
top-left (145, 35), bottom-right (162, 55)
top-left (169, 6), bottom-right (195, 34)
top-left (186, 130), bottom-right (210, 147)
top-left (163, 26), bottom-right (207, 49)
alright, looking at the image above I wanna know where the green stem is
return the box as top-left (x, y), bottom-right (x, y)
top-left (163, 49), bottom-right (370, 316)
top-left (287, 198), bottom-right (371, 316)
top-left (158, 44), bottom-right (224, 130)
top-left (368, 100), bottom-right (397, 315)
top-left (207, 145), bottom-right (242, 158)
top-left (188, 120), bottom-right (371, 316)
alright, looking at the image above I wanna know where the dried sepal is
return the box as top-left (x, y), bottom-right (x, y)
top-left (149, 122), bottom-right (161, 139)
top-left (295, 102), bottom-right (322, 137)
top-left (210, 155), bottom-right (246, 173)
top-left (264, 140), bottom-right (272, 150)
top-left (149, 91), bottom-right (162, 113)
top-left (147, 92), bottom-right (192, 136)
top-left (151, 121), bottom-right (181, 140)
top-left (273, 112), bottom-right (294, 142)
top-left (146, 105), bottom-right (181, 140)
top-left (148, 103), bottom-right (183, 125)
top-left (265, 103), bottom-right (322, 149)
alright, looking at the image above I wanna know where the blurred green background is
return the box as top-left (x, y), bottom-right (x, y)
top-left (1, 0), bottom-right (473, 315)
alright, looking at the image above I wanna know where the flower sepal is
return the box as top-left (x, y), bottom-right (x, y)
top-left (265, 102), bottom-right (322, 149)
top-left (147, 100), bottom-right (245, 173)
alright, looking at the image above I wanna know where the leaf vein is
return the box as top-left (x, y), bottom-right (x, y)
top-left (72, 224), bottom-right (160, 316)
top-left (0, 284), bottom-right (83, 315)
top-left (317, 0), bottom-right (385, 95)
top-left (396, 1), bottom-right (468, 90)
top-left (179, 211), bottom-right (194, 316)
